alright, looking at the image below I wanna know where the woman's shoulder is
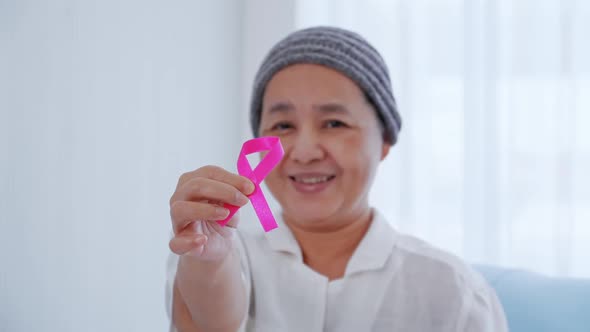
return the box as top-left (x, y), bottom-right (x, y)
top-left (391, 230), bottom-right (490, 293)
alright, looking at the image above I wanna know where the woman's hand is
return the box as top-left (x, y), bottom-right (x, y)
top-left (168, 165), bottom-right (254, 261)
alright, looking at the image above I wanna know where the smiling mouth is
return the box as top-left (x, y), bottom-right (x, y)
top-left (289, 175), bottom-right (336, 184)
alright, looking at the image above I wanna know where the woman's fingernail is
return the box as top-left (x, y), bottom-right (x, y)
top-left (243, 181), bottom-right (255, 194)
top-left (215, 207), bottom-right (229, 218)
top-left (235, 192), bottom-right (249, 205)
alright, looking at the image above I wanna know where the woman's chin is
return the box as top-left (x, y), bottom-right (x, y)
top-left (282, 202), bottom-right (340, 226)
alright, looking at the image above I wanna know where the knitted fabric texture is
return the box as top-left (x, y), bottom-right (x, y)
top-left (249, 26), bottom-right (402, 145)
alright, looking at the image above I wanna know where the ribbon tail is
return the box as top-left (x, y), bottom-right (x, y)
top-left (217, 203), bottom-right (240, 227)
top-left (248, 189), bottom-right (278, 232)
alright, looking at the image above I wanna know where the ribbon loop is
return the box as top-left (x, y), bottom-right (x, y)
top-left (217, 137), bottom-right (284, 232)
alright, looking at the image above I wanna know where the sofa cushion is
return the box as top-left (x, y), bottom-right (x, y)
top-left (474, 265), bottom-right (590, 332)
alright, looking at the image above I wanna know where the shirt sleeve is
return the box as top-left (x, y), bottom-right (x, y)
top-left (165, 249), bottom-right (179, 332)
top-left (164, 231), bottom-right (252, 332)
top-left (235, 231), bottom-right (252, 332)
top-left (458, 284), bottom-right (509, 332)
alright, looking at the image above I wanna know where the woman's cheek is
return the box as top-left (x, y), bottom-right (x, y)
top-left (329, 132), bottom-right (363, 154)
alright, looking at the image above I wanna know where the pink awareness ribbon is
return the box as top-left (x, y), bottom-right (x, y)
top-left (217, 136), bottom-right (284, 232)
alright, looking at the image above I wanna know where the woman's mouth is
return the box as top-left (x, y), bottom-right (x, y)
top-left (289, 174), bottom-right (336, 193)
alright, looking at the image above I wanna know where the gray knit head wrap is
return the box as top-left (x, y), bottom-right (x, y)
top-left (250, 26), bottom-right (402, 145)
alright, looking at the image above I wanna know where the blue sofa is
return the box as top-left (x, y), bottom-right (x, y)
top-left (474, 265), bottom-right (590, 332)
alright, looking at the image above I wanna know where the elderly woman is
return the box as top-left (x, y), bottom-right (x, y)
top-left (166, 26), bottom-right (507, 332)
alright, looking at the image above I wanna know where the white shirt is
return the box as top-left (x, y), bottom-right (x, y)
top-left (166, 210), bottom-right (508, 331)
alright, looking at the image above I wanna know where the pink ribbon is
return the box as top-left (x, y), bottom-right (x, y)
top-left (217, 136), bottom-right (284, 232)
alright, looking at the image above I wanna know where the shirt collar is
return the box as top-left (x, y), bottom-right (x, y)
top-left (345, 209), bottom-right (397, 275)
top-left (264, 209), bottom-right (397, 276)
top-left (264, 212), bottom-right (302, 259)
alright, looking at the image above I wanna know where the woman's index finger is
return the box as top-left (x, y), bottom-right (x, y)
top-left (201, 166), bottom-right (254, 195)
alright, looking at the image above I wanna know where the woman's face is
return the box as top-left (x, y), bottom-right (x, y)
top-left (259, 64), bottom-right (391, 227)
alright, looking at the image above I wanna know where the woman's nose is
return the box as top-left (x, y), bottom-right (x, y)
top-left (288, 130), bottom-right (325, 165)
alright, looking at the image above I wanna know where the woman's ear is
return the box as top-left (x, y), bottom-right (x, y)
top-left (380, 142), bottom-right (391, 161)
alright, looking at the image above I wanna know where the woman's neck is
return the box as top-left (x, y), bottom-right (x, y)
top-left (285, 208), bottom-right (373, 280)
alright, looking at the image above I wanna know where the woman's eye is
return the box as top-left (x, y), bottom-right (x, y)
top-left (325, 120), bottom-right (347, 128)
top-left (271, 122), bottom-right (293, 131)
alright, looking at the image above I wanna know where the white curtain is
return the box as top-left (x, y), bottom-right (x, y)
top-left (294, 0), bottom-right (590, 277)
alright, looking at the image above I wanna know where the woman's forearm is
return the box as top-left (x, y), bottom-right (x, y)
top-left (174, 247), bottom-right (246, 332)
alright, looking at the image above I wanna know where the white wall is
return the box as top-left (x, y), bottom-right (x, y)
top-left (0, 1), bottom-right (245, 331)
